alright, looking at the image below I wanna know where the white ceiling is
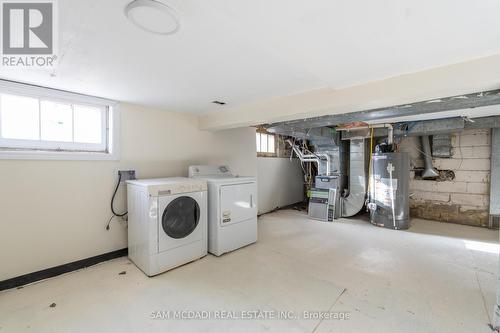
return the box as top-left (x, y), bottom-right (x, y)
top-left (2, 0), bottom-right (500, 114)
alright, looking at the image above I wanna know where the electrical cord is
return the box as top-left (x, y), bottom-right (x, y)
top-left (105, 215), bottom-right (115, 231)
top-left (111, 173), bottom-right (128, 217)
top-left (106, 173), bottom-right (128, 230)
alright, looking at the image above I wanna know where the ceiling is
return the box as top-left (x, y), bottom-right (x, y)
top-left (2, 0), bottom-right (500, 114)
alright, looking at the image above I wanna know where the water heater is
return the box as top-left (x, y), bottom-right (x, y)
top-left (368, 152), bottom-right (410, 230)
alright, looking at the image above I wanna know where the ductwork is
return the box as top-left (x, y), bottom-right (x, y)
top-left (287, 140), bottom-right (331, 175)
top-left (340, 115), bottom-right (500, 141)
top-left (337, 123), bottom-right (393, 145)
top-left (265, 89), bottom-right (500, 130)
top-left (341, 139), bottom-right (367, 217)
top-left (421, 136), bottom-right (439, 179)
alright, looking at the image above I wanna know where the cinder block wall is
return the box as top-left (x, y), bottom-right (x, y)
top-left (399, 129), bottom-right (491, 227)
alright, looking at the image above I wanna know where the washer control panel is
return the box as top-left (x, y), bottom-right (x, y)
top-left (127, 177), bottom-right (207, 196)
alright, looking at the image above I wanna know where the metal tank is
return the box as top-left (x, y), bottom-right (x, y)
top-left (368, 152), bottom-right (410, 230)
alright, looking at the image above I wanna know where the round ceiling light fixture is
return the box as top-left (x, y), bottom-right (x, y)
top-left (125, 0), bottom-right (180, 35)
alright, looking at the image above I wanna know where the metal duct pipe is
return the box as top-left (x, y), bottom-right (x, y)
top-left (318, 153), bottom-right (331, 175)
top-left (265, 89), bottom-right (500, 131)
top-left (337, 124), bottom-right (393, 145)
top-left (341, 139), bottom-right (367, 217)
top-left (341, 116), bottom-right (500, 140)
top-left (421, 136), bottom-right (439, 179)
top-left (287, 140), bottom-right (331, 175)
top-left (387, 125), bottom-right (394, 145)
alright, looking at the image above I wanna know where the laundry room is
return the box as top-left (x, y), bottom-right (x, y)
top-left (1, 1), bottom-right (500, 333)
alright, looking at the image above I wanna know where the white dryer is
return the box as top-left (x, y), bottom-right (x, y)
top-left (188, 165), bottom-right (257, 256)
top-left (126, 177), bottom-right (207, 276)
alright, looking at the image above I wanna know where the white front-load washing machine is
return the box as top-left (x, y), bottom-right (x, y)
top-left (126, 177), bottom-right (207, 276)
top-left (188, 165), bottom-right (257, 256)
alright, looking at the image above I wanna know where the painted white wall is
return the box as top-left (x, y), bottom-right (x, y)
top-left (257, 157), bottom-right (304, 214)
top-left (0, 103), bottom-right (256, 281)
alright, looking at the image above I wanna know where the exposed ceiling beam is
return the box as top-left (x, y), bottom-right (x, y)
top-left (266, 89), bottom-right (500, 131)
top-left (337, 115), bottom-right (500, 140)
top-left (199, 54), bottom-right (500, 130)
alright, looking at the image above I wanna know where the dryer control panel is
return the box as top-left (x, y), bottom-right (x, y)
top-left (188, 165), bottom-right (232, 178)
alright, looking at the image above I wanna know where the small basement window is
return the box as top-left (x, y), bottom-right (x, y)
top-left (256, 132), bottom-right (276, 156)
top-left (0, 81), bottom-right (119, 160)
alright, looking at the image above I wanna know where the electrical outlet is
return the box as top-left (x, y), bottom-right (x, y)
top-left (118, 170), bottom-right (136, 183)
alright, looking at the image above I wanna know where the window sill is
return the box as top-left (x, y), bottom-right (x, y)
top-left (0, 149), bottom-right (119, 161)
top-left (257, 153), bottom-right (278, 158)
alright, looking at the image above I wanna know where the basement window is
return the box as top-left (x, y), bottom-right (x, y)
top-left (256, 132), bottom-right (276, 156)
top-left (0, 81), bottom-right (119, 160)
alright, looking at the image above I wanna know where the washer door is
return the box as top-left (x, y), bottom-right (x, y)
top-left (162, 196), bottom-right (200, 239)
top-left (157, 192), bottom-right (205, 253)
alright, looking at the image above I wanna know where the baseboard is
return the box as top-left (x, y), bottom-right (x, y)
top-left (0, 248), bottom-right (128, 291)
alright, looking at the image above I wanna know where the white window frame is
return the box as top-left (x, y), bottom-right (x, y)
top-left (256, 132), bottom-right (277, 156)
top-left (0, 80), bottom-right (120, 160)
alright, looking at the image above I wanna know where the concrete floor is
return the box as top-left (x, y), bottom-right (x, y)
top-left (0, 209), bottom-right (498, 333)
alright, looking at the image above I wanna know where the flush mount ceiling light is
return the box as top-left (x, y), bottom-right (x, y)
top-left (125, 0), bottom-right (180, 35)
